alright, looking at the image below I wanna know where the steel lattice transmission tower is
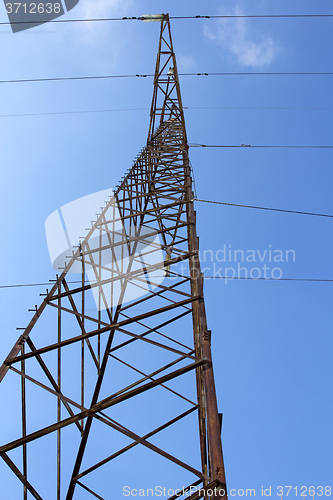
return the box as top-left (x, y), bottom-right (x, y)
top-left (0, 15), bottom-right (227, 500)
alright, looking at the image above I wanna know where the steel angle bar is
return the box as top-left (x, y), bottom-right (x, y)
top-left (47, 253), bottom-right (195, 301)
top-left (120, 276), bottom-right (190, 312)
top-left (20, 345), bottom-right (27, 500)
top-left (25, 338), bottom-right (83, 433)
top-left (9, 366), bottom-right (85, 412)
top-left (0, 359), bottom-right (206, 476)
top-left (108, 324), bottom-right (197, 359)
top-left (109, 353), bottom-right (197, 406)
top-left (109, 309), bottom-right (192, 353)
top-left (3, 296), bottom-right (201, 364)
top-left (0, 271), bottom-right (66, 383)
top-left (46, 301), bottom-right (110, 328)
top-left (167, 479), bottom-right (223, 500)
top-left (118, 309), bottom-right (193, 353)
top-left (76, 481), bottom-right (105, 500)
top-left (0, 453), bottom-right (43, 500)
top-left (62, 279), bottom-right (100, 371)
top-left (75, 406), bottom-right (199, 480)
top-left (120, 274), bottom-right (192, 304)
top-left (93, 413), bottom-right (207, 481)
top-left (93, 358), bottom-right (207, 414)
top-left (166, 480), bottom-right (203, 500)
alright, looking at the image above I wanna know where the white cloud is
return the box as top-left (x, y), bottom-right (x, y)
top-left (79, 0), bottom-right (123, 18)
top-left (71, 0), bottom-right (134, 46)
top-left (204, 6), bottom-right (279, 67)
top-left (51, 0), bottom-right (137, 72)
top-left (177, 55), bottom-right (196, 72)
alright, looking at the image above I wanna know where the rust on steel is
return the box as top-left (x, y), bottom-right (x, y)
top-left (0, 14), bottom-right (228, 500)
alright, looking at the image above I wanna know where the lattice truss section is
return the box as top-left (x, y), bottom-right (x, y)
top-left (0, 15), bottom-right (226, 500)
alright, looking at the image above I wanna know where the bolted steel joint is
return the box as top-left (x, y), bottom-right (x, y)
top-left (202, 330), bottom-right (212, 343)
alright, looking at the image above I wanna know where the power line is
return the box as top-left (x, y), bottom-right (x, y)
top-left (171, 14), bottom-right (333, 20)
top-left (0, 108), bottom-right (149, 118)
top-left (190, 144), bottom-right (333, 149)
top-left (195, 199), bottom-right (333, 218)
top-left (2, 14), bottom-right (333, 26)
top-left (0, 280), bottom-right (84, 289)
top-left (7, 14), bottom-right (333, 27)
top-left (2, 106), bottom-right (333, 119)
top-left (1, 276), bottom-right (333, 290)
top-left (183, 72), bottom-right (333, 76)
top-left (187, 106), bottom-right (333, 111)
top-left (0, 74), bottom-right (144, 84)
top-left (1, 72), bottom-right (333, 85)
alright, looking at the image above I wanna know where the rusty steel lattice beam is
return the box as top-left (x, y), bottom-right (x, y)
top-left (0, 14), bottom-right (227, 500)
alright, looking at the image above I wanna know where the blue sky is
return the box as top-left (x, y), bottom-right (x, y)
top-left (0, 0), bottom-right (332, 498)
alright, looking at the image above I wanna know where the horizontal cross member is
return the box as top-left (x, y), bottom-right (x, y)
top-left (5, 295), bottom-right (201, 365)
top-left (0, 358), bottom-right (207, 454)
